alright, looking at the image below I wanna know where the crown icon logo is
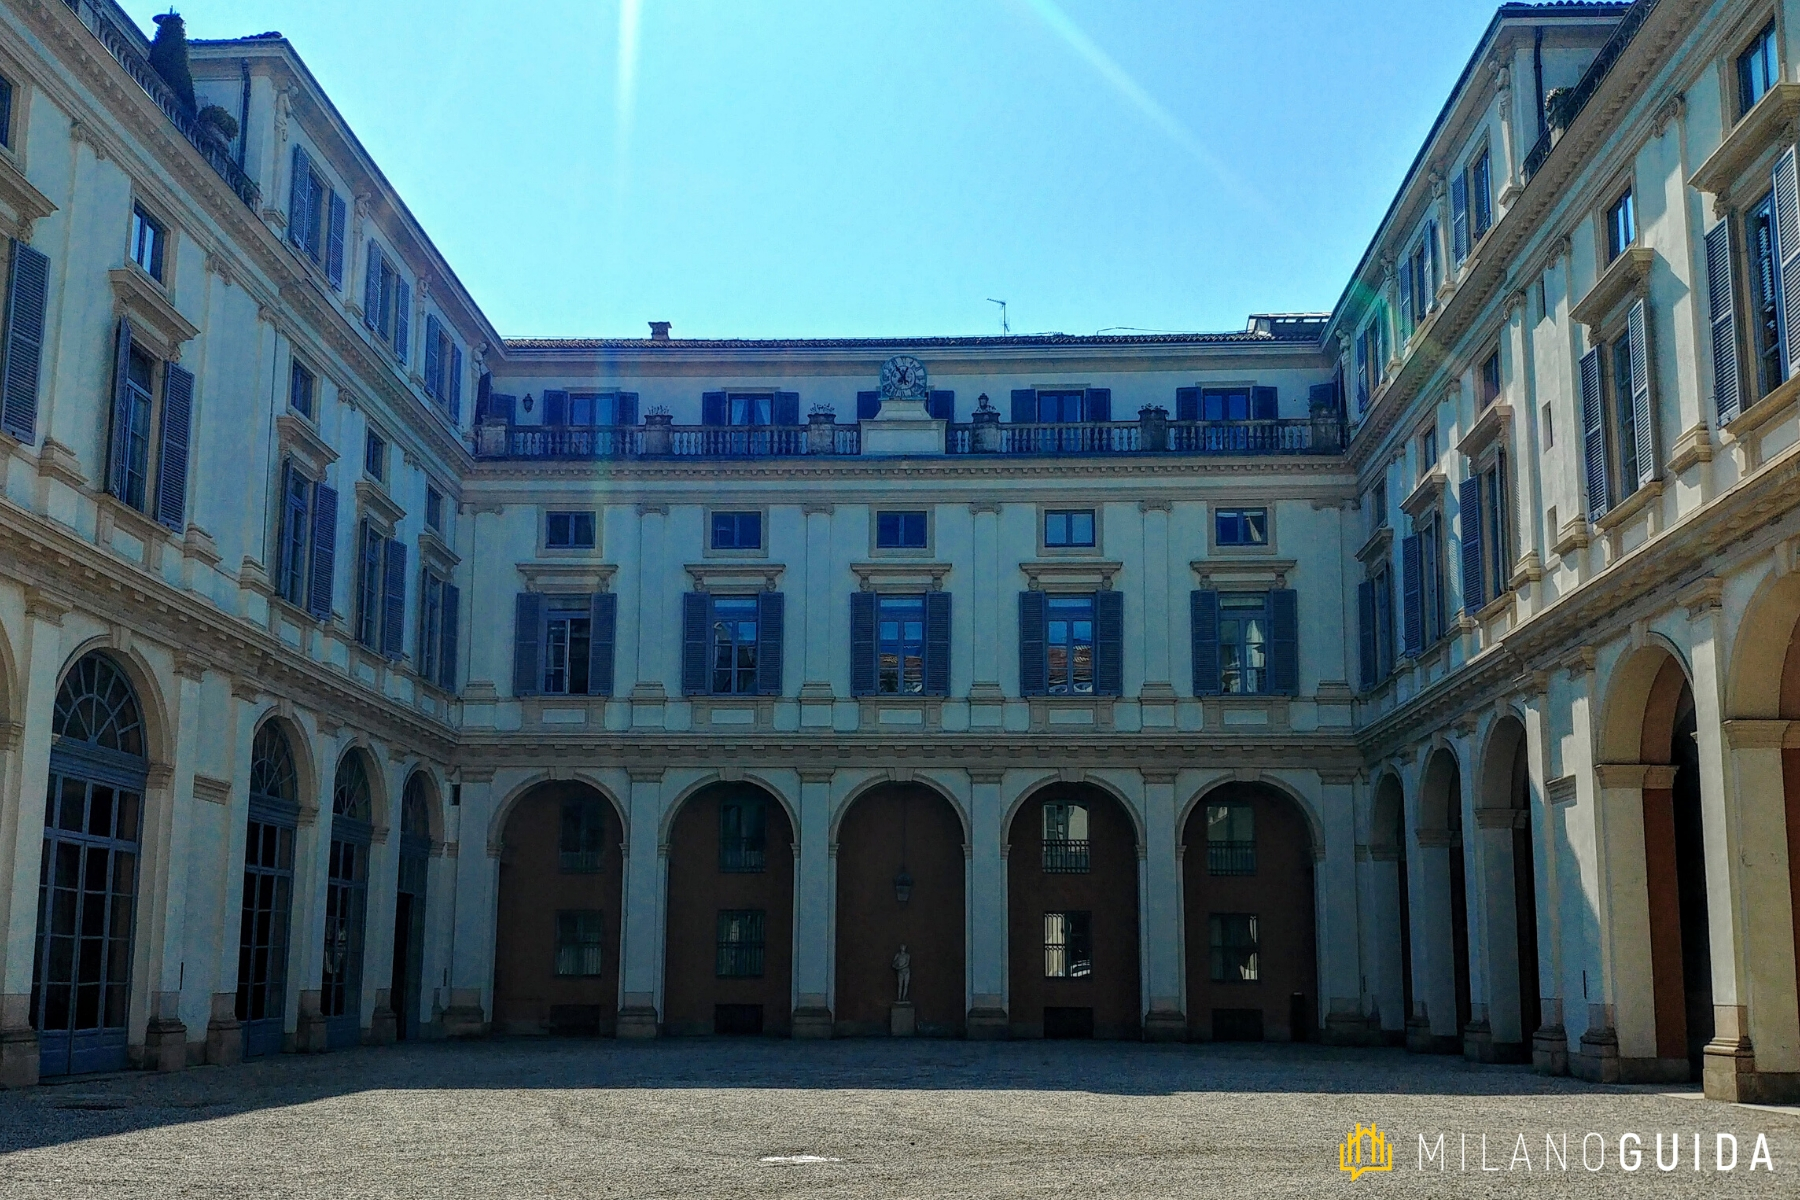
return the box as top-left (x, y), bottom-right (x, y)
top-left (1338, 1122), bottom-right (1394, 1180)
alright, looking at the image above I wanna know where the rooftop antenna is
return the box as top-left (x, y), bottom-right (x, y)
top-left (987, 298), bottom-right (1010, 336)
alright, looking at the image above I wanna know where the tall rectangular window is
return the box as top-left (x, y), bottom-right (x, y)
top-left (558, 799), bottom-right (607, 872)
top-left (876, 511), bottom-right (927, 549)
top-left (876, 595), bottom-right (925, 695)
top-left (1483, 459), bottom-right (1511, 605)
top-left (117, 345), bottom-right (155, 510)
top-left (1739, 23), bottom-right (1779, 118)
top-left (418, 568), bottom-right (446, 685)
top-left (715, 910), bottom-right (765, 978)
top-left (1421, 515), bottom-right (1446, 646)
top-left (289, 360), bottom-right (315, 420)
top-left (1469, 148), bottom-right (1493, 240)
top-left (1041, 802), bottom-right (1090, 873)
top-left (1419, 425), bottom-right (1438, 471)
top-left (355, 520), bottom-right (382, 647)
top-left (1479, 350), bottom-right (1502, 409)
top-left (718, 798), bottom-right (766, 873)
top-left (546, 510), bottom-right (597, 550)
top-left (130, 205), bottom-right (165, 282)
top-left (553, 910), bottom-right (604, 977)
top-left (364, 430), bottom-right (385, 480)
top-left (1371, 561), bottom-right (1394, 679)
top-left (1208, 914), bottom-right (1260, 983)
top-left (1215, 508), bottom-right (1267, 547)
top-left (1217, 592), bottom-right (1270, 695)
top-left (0, 75), bottom-right (14, 148)
top-left (1206, 803), bottom-right (1256, 876)
top-left (1606, 190), bottom-right (1636, 262)
top-left (1747, 192), bottom-right (1784, 398)
top-left (277, 464), bottom-right (311, 606)
top-left (425, 486), bottom-right (443, 532)
top-left (711, 511), bottom-right (762, 550)
top-left (542, 597), bottom-right (592, 695)
top-left (1045, 595), bottom-right (1095, 695)
top-left (709, 596), bottom-right (760, 694)
top-left (1044, 509), bottom-right (1095, 548)
top-left (1043, 911), bottom-right (1092, 978)
top-left (1609, 333), bottom-right (1639, 496)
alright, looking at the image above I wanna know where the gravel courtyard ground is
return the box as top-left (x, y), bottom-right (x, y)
top-left (1, 1037), bottom-right (1796, 1198)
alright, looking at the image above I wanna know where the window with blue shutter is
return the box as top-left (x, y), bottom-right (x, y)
top-left (1085, 388), bottom-right (1111, 423)
top-left (1470, 148), bottom-right (1493, 240)
top-left (1579, 348), bottom-right (1609, 519)
top-left (924, 590), bottom-right (951, 696)
top-left (1094, 590), bottom-right (1123, 697)
top-left (155, 364), bottom-right (193, 531)
top-left (1252, 387), bottom-right (1277, 420)
top-left (308, 482), bottom-right (337, 620)
top-left (381, 539), bottom-right (407, 660)
top-left (423, 315), bottom-right (442, 399)
top-left (1176, 387), bottom-right (1199, 422)
top-left (108, 320), bottom-right (156, 512)
top-left (1010, 389), bottom-right (1037, 423)
top-left (1191, 589), bottom-right (1220, 696)
top-left (393, 280), bottom-right (411, 363)
top-left (588, 592), bottom-right (616, 696)
top-left (1771, 146), bottom-right (1800, 381)
top-left (513, 592), bottom-right (544, 697)
top-left (542, 389), bottom-right (570, 426)
top-left (277, 460), bottom-right (308, 604)
top-left (681, 592), bottom-right (710, 695)
top-left (850, 591), bottom-right (877, 696)
top-left (1268, 589), bottom-right (1298, 695)
top-left (1401, 533), bottom-right (1423, 658)
top-left (363, 241), bottom-right (382, 331)
top-left (928, 390), bottom-right (954, 421)
top-left (1018, 590), bottom-right (1047, 696)
top-left (439, 582), bottom-right (460, 691)
top-left (755, 592), bottom-right (784, 695)
top-left (856, 390), bottom-right (879, 421)
top-left (326, 192), bottom-right (346, 288)
top-left (1, 240), bottom-right (48, 443)
top-left (1458, 476), bottom-right (1485, 614)
top-left (449, 344), bottom-right (463, 422)
top-left (1625, 300), bottom-right (1655, 490)
top-left (702, 391), bottom-right (728, 426)
top-left (1357, 579), bottom-right (1377, 691)
top-left (288, 146), bottom-right (313, 253)
top-left (1704, 221), bottom-right (1743, 425)
top-left (773, 391), bottom-right (800, 426)
top-left (616, 392), bottom-right (639, 425)
top-left (1450, 173), bottom-right (1470, 264)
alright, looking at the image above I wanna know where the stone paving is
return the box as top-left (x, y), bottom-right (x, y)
top-left (1, 1037), bottom-right (1796, 1198)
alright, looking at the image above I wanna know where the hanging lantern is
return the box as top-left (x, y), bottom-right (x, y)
top-left (893, 868), bottom-right (913, 904)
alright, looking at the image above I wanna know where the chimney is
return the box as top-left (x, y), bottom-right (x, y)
top-left (648, 321), bottom-right (671, 342)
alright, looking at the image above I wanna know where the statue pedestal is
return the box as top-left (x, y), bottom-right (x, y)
top-left (889, 1002), bottom-right (916, 1037)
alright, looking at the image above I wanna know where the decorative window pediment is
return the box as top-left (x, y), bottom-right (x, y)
top-left (1190, 557), bottom-right (1296, 588)
top-left (1690, 81), bottom-right (1800, 206)
top-left (850, 560), bottom-right (951, 593)
top-left (109, 266), bottom-right (198, 360)
top-left (275, 412), bottom-right (338, 477)
top-left (1020, 559), bottom-right (1122, 592)
top-left (1401, 467), bottom-right (1447, 520)
top-left (1570, 246), bottom-right (1653, 334)
top-left (355, 478), bottom-right (405, 536)
top-left (0, 153), bottom-right (53, 240)
top-left (515, 560), bottom-right (616, 593)
top-left (684, 561), bottom-right (784, 594)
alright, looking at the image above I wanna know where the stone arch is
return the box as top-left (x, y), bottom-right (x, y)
top-left (1727, 565), bottom-right (1800, 719)
top-left (1411, 740), bottom-right (1470, 1051)
top-left (329, 744), bottom-right (386, 825)
top-left (1469, 710), bottom-right (1541, 1060)
top-left (0, 613), bottom-right (19, 728)
top-left (1599, 640), bottom-right (1693, 765)
top-left (1176, 772), bottom-right (1325, 863)
top-left (660, 771), bottom-right (800, 850)
top-left (488, 771), bottom-right (628, 856)
top-left (1416, 740), bottom-right (1465, 831)
top-left (1001, 770), bottom-right (1145, 855)
top-left (831, 771), bottom-right (970, 847)
top-left (1180, 778), bottom-right (1319, 1042)
top-left (1369, 768), bottom-right (1412, 1040)
top-left (1370, 770), bottom-right (1407, 852)
top-left (398, 765), bottom-right (446, 845)
top-left (55, 638), bottom-right (172, 772)
top-left (249, 709), bottom-right (319, 821)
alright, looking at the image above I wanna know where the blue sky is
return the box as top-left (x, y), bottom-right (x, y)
top-left (129, 1), bottom-right (1503, 339)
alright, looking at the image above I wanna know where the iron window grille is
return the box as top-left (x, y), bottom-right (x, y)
top-left (718, 799), bottom-right (767, 873)
top-left (558, 799), bottom-right (607, 873)
top-left (553, 910), bottom-right (605, 977)
top-left (1206, 803), bottom-right (1257, 876)
top-left (1041, 802), bottom-right (1091, 873)
top-left (715, 909), bottom-right (766, 978)
top-left (1209, 913), bottom-right (1260, 983)
top-left (1043, 911), bottom-right (1093, 978)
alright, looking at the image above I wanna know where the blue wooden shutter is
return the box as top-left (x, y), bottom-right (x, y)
top-left (154, 363), bottom-right (193, 531)
top-left (439, 582), bottom-right (460, 691)
top-left (856, 390), bottom-right (879, 420)
top-left (1, 241), bottom-right (48, 442)
top-left (1579, 347), bottom-right (1609, 519)
top-left (107, 316), bottom-right (133, 501)
top-left (928, 390), bottom-right (954, 420)
top-left (393, 280), bottom-right (410, 362)
top-left (1705, 221), bottom-right (1742, 425)
top-left (850, 591), bottom-right (876, 697)
top-left (1459, 476), bottom-right (1484, 615)
top-left (1450, 173), bottom-right (1469, 263)
top-left (1399, 260), bottom-right (1413, 332)
top-left (755, 591), bottom-right (784, 695)
top-left (924, 590), bottom-right (951, 696)
top-left (1094, 589), bottom-right (1123, 697)
top-left (1401, 533), bottom-right (1423, 657)
top-left (1357, 579), bottom-right (1377, 691)
top-left (702, 391), bottom-right (728, 426)
top-left (288, 146), bottom-right (311, 251)
top-left (326, 191), bottom-right (346, 287)
top-left (1252, 386), bottom-right (1278, 420)
top-left (308, 481), bottom-right (337, 620)
top-left (448, 344), bottom-right (463, 421)
top-left (1176, 387), bottom-right (1199, 421)
top-left (382, 539), bottom-right (408, 659)
top-left (513, 592), bottom-right (543, 697)
top-left (1626, 299), bottom-right (1655, 488)
top-left (542, 389), bottom-right (569, 425)
top-left (616, 392), bottom-right (639, 425)
top-left (1472, 150), bottom-right (1492, 236)
top-left (1191, 589), bottom-right (1220, 696)
top-left (489, 394), bottom-right (516, 424)
top-left (587, 592), bottom-right (616, 696)
top-left (1085, 387), bottom-right (1112, 423)
top-left (1010, 389), bottom-right (1036, 423)
top-left (773, 391), bottom-right (800, 426)
top-left (1018, 590), bottom-right (1047, 696)
top-left (681, 592), bottom-right (710, 695)
top-left (1773, 146), bottom-right (1800, 379)
top-left (363, 242), bottom-right (381, 329)
top-left (423, 315), bottom-right (442, 398)
top-left (1270, 588), bottom-right (1298, 696)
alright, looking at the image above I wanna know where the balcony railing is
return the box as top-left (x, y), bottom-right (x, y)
top-left (70, 1), bottom-right (262, 209)
top-left (947, 417), bottom-right (1339, 456)
top-left (1041, 838), bottom-right (1092, 874)
top-left (483, 421), bottom-right (861, 460)
top-left (1206, 840), bottom-right (1258, 877)
top-left (717, 837), bottom-right (766, 873)
top-left (1523, 0), bottom-right (1655, 182)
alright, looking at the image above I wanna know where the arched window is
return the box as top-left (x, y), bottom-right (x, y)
top-left (52, 651), bottom-right (144, 758)
top-left (249, 723), bottom-right (298, 804)
top-left (401, 773), bottom-right (432, 839)
top-left (333, 752), bottom-right (372, 821)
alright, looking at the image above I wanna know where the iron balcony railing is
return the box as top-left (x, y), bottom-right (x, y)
top-left (558, 848), bottom-right (605, 873)
top-left (1523, 0), bottom-right (1655, 182)
top-left (1207, 840), bottom-right (1258, 877)
top-left (714, 941), bottom-right (765, 979)
top-left (946, 418), bottom-right (1339, 456)
top-left (717, 837), bottom-right (766, 874)
top-left (1041, 838), bottom-right (1092, 874)
top-left (484, 423), bottom-right (862, 460)
top-left (69, 1), bottom-right (263, 209)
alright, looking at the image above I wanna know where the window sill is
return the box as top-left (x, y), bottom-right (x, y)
top-left (1199, 694), bottom-right (1292, 733)
top-left (1027, 696), bottom-right (1115, 733)
top-left (1725, 373), bottom-right (1800, 445)
top-left (95, 490), bottom-right (176, 563)
top-left (522, 696), bottom-right (607, 727)
top-left (1570, 246), bottom-right (1653, 333)
top-left (1593, 477), bottom-right (1663, 534)
top-left (1400, 468), bottom-right (1447, 520)
top-left (1457, 403), bottom-right (1513, 462)
top-left (0, 149), bottom-right (53, 239)
top-left (691, 697), bottom-right (775, 731)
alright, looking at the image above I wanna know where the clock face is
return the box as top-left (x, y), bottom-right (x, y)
top-left (880, 355), bottom-right (929, 400)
